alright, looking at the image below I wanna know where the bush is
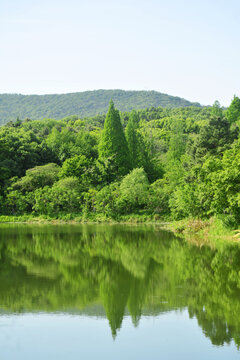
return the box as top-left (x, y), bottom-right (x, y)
top-left (95, 183), bottom-right (120, 217)
top-left (33, 177), bottom-right (82, 215)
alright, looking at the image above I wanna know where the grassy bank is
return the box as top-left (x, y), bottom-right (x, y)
top-left (167, 217), bottom-right (240, 247)
top-left (0, 213), bottom-right (159, 225)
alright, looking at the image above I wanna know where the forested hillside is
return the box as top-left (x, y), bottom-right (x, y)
top-left (0, 90), bottom-right (201, 125)
top-left (1, 97), bottom-right (240, 226)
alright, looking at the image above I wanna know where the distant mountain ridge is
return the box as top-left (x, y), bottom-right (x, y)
top-left (0, 89), bottom-right (201, 125)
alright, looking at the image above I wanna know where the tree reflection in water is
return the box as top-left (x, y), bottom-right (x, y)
top-left (0, 224), bottom-right (240, 347)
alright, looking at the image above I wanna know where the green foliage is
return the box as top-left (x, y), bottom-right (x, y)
top-left (46, 128), bottom-right (98, 163)
top-left (0, 127), bottom-right (56, 186)
top-left (5, 190), bottom-right (32, 215)
top-left (200, 141), bottom-right (240, 221)
top-left (211, 100), bottom-right (223, 119)
top-left (125, 110), bottom-right (150, 175)
top-left (125, 111), bottom-right (139, 167)
top-left (118, 168), bottom-right (149, 213)
top-left (169, 183), bottom-right (201, 220)
top-left (147, 179), bottom-right (170, 215)
top-left (59, 155), bottom-right (99, 189)
top-left (167, 120), bottom-right (186, 161)
top-left (192, 116), bottom-right (238, 159)
top-left (34, 177), bottom-right (82, 215)
top-left (1, 98), bottom-right (240, 223)
top-left (12, 163), bottom-right (60, 193)
top-left (98, 101), bottom-right (131, 177)
top-left (226, 96), bottom-right (240, 124)
top-left (95, 183), bottom-right (120, 217)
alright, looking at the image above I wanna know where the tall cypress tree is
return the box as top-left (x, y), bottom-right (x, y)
top-left (125, 110), bottom-right (147, 169)
top-left (125, 110), bottom-right (139, 168)
top-left (98, 100), bottom-right (131, 177)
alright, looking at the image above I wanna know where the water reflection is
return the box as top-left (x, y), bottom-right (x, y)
top-left (0, 224), bottom-right (239, 347)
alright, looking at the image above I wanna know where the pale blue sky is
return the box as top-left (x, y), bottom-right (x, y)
top-left (0, 0), bottom-right (239, 106)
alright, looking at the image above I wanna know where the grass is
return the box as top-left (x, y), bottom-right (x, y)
top-left (0, 213), bottom-right (162, 225)
top-left (167, 216), bottom-right (239, 248)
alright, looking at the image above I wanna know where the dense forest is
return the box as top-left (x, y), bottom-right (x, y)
top-left (1, 96), bottom-right (240, 226)
top-left (0, 90), bottom-right (201, 125)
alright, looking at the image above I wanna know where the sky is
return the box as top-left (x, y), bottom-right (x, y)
top-left (0, 0), bottom-right (240, 106)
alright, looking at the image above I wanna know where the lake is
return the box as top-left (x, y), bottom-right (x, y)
top-left (0, 224), bottom-right (239, 359)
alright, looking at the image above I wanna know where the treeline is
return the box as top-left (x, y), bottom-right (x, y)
top-left (1, 97), bottom-right (240, 225)
top-left (0, 89), bottom-right (201, 125)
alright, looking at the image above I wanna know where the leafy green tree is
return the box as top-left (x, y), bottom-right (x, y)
top-left (46, 128), bottom-right (76, 163)
top-left (75, 131), bottom-right (98, 159)
top-left (0, 127), bottom-right (55, 182)
top-left (193, 116), bottom-right (238, 159)
top-left (12, 163), bottom-right (60, 193)
top-left (169, 182), bottom-right (201, 220)
top-left (34, 177), bottom-right (82, 215)
top-left (118, 168), bottom-right (149, 213)
top-left (226, 96), bottom-right (240, 124)
top-left (211, 100), bottom-right (223, 119)
top-left (167, 119), bottom-right (186, 162)
top-left (147, 179), bottom-right (170, 216)
top-left (59, 155), bottom-right (97, 188)
top-left (5, 190), bottom-right (32, 215)
top-left (95, 156), bottom-right (119, 185)
top-left (198, 141), bottom-right (240, 223)
top-left (98, 101), bottom-right (131, 178)
top-left (95, 183), bottom-right (120, 217)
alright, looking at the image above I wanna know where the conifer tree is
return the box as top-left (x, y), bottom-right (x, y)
top-left (125, 110), bottom-right (147, 169)
top-left (98, 100), bottom-right (130, 177)
top-left (125, 110), bottom-right (139, 168)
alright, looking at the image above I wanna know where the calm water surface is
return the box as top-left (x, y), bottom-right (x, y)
top-left (0, 224), bottom-right (239, 359)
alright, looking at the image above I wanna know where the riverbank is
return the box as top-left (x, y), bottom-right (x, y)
top-left (167, 217), bottom-right (240, 247)
top-left (0, 214), bottom-right (239, 246)
top-left (0, 213), bottom-right (157, 224)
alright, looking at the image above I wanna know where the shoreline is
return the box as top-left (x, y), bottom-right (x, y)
top-left (0, 214), bottom-right (239, 246)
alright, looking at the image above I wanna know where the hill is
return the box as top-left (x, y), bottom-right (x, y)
top-left (0, 89), bottom-right (201, 125)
